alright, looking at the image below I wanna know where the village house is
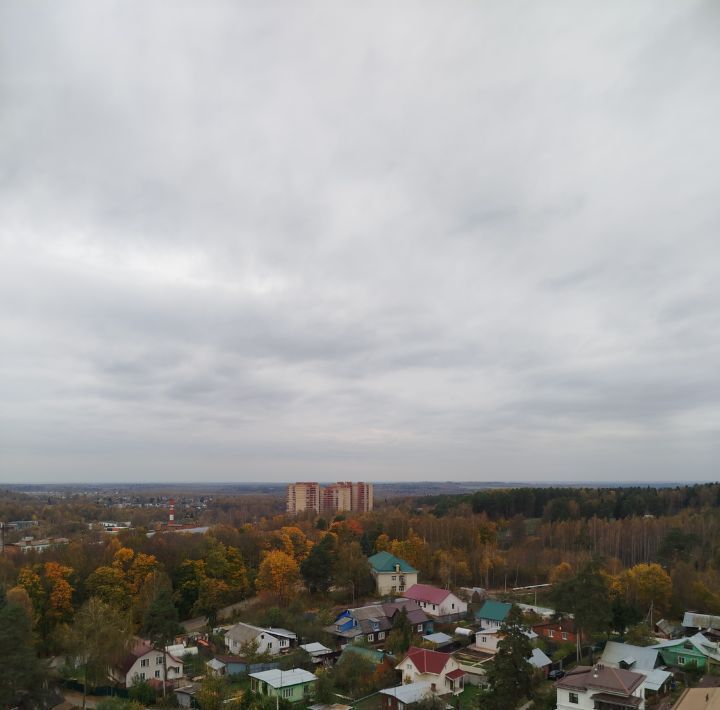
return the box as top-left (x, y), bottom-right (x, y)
top-left (325, 600), bottom-right (432, 648)
top-left (368, 552), bottom-right (419, 596)
top-left (379, 681), bottom-right (450, 710)
top-left (555, 664), bottom-right (646, 710)
top-left (474, 600), bottom-right (512, 629)
top-left (395, 646), bottom-right (466, 695)
top-left (474, 626), bottom-right (538, 654)
top-left (300, 642), bottom-right (334, 665)
top-left (224, 622), bottom-right (297, 656)
top-left (532, 617), bottom-right (583, 644)
top-left (110, 640), bottom-right (184, 688)
top-left (682, 612), bottom-right (720, 638)
top-left (652, 633), bottom-right (720, 671)
top-left (599, 642), bottom-right (672, 698)
top-left (249, 668), bottom-right (317, 703)
top-left (400, 583), bottom-right (467, 623)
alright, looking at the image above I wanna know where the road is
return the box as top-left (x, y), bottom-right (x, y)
top-left (181, 596), bottom-right (258, 633)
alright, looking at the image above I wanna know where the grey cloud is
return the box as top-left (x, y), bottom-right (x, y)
top-left (1, 0), bottom-right (719, 483)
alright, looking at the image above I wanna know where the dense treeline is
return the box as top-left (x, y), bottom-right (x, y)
top-left (417, 483), bottom-right (720, 521)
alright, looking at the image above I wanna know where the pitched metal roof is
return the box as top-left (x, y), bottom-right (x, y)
top-left (402, 584), bottom-right (452, 605)
top-left (249, 668), bottom-right (318, 688)
top-left (380, 681), bottom-right (435, 705)
top-left (368, 551), bottom-right (418, 573)
top-left (475, 600), bottom-right (512, 622)
top-left (399, 646), bottom-right (454, 675)
top-left (556, 665), bottom-right (645, 696)
top-left (683, 612), bottom-right (720, 630)
top-left (600, 642), bottom-right (659, 671)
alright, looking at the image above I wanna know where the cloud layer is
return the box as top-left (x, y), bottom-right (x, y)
top-left (1, 1), bottom-right (719, 482)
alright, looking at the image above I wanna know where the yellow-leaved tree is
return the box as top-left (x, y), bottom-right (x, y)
top-left (255, 550), bottom-right (300, 603)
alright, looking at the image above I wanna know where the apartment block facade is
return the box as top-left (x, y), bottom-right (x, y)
top-left (286, 481), bottom-right (373, 515)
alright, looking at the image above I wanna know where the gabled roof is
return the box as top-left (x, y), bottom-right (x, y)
top-left (300, 642), bottom-right (332, 655)
top-left (250, 668), bottom-right (318, 688)
top-left (476, 600), bottom-right (512, 622)
top-left (683, 612), bottom-right (720, 630)
top-left (423, 632), bottom-right (454, 646)
top-left (368, 551), bottom-right (418, 574)
top-left (652, 632), bottom-right (720, 662)
top-left (402, 584), bottom-right (452, 605)
top-left (383, 601), bottom-right (430, 626)
top-left (556, 665), bottom-right (645, 696)
top-left (380, 681), bottom-right (436, 705)
top-left (529, 648), bottom-right (552, 669)
top-left (600, 642), bottom-right (659, 671)
top-left (399, 646), bottom-right (454, 675)
top-left (117, 640), bottom-right (183, 676)
top-left (225, 622), bottom-right (265, 644)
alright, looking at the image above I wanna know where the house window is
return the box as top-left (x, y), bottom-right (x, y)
top-left (392, 576), bottom-right (397, 581)
top-left (379, 632), bottom-right (386, 640)
top-left (452, 603), bottom-right (455, 610)
top-left (549, 630), bottom-right (554, 638)
top-left (282, 688), bottom-right (293, 698)
top-left (155, 670), bottom-right (161, 678)
top-left (677, 655), bottom-right (686, 665)
top-left (562, 632), bottom-right (568, 640)
top-left (407, 664), bottom-right (412, 670)
top-left (481, 636), bottom-right (487, 643)
top-left (417, 625), bottom-right (423, 631)
top-left (432, 604), bottom-right (436, 610)
top-left (367, 634), bottom-right (374, 642)
top-left (141, 659), bottom-right (149, 667)
top-left (156, 656), bottom-right (164, 665)
top-left (568, 692), bottom-right (578, 704)
top-left (139, 672), bottom-right (146, 680)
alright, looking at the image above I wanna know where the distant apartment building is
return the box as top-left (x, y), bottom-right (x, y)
top-left (286, 482), bottom-right (321, 514)
top-left (286, 481), bottom-right (373, 515)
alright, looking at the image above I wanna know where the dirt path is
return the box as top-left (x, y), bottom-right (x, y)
top-left (181, 596), bottom-right (258, 632)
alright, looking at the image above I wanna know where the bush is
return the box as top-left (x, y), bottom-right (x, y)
top-left (129, 679), bottom-right (156, 705)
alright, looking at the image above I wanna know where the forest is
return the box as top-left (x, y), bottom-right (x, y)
top-left (2, 481), bottom-right (720, 707)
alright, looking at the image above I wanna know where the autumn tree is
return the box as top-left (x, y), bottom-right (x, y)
top-left (256, 550), bottom-right (300, 603)
top-left (386, 607), bottom-right (413, 655)
top-left (301, 533), bottom-right (337, 594)
top-left (481, 605), bottom-right (533, 709)
top-left (141, 587), bottom-right (182, 697)
top-left (619, 563), bottom-right (672, 618)
top-left (86, 565), bottom-right (131, 610)
top-left (0, 587), bottom-right (48, 708)
top-left (551, 557), bottom-right (612, 661)
top-left (332, 542), bottom-right (374, 602)
top-left (63, 597), bottom-right (133, 710)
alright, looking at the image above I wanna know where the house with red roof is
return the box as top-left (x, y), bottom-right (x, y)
top-left (401, 584), bottom-right (468, 623)
top-left (395, 646), bottom-right (466, 695)
top-left (110, 640), bottom-right (184, 688)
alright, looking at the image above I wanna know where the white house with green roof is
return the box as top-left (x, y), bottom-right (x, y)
top-left (249, 668), bottom-right (317, 704)
top-left (475, 600), bottom-right (512, 629)
top-left (368, 551), bottom-right (419, 595)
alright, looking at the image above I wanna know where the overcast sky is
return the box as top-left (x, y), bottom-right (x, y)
top-left (1, 1), bottom-right (719, 484)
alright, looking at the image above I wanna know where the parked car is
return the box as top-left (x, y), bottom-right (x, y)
top-left (548, 669), bottom-right (565, 681)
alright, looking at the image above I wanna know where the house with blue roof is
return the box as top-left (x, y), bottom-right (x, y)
top-left (368, 551), bottom-right (419, 595)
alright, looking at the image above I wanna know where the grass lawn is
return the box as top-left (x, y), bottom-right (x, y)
top-left (457, 684), bottom-right (481, 708)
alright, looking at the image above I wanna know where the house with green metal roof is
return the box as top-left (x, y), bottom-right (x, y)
top-left (652, 633), bottom-right (720, 670)
top-left (475, 600), bottom-right (512, 629)
top-left (367, 551), bottom-right (419, 595)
